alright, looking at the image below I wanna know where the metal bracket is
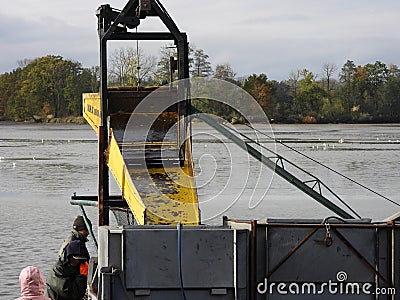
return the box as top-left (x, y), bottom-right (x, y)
top-left (100, 266), bottom-right (121, 276)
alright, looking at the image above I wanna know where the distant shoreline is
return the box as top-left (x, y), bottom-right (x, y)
top-left (0, 116), bottom-right (86, 125)
top-left (1, 119), bottom-right (400, 127)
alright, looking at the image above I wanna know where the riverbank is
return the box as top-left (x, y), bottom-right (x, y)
top-left (2, 118), bottom-right (400, 127)
top-left (0, 116), bottom-right (86, 125)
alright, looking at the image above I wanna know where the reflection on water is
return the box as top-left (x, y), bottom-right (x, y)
top-left (0, 123), bottom-right (399, 298)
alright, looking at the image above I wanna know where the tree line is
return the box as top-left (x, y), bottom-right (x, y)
top-left (0, 56), bottom-right (99, 121)
top-left (1, 46), bottom-right (400, 123)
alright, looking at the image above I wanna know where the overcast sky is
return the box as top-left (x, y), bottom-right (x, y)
top-left (1, 0), bottom-right (399, 80)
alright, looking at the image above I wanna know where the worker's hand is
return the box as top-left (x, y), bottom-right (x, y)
top-left (80, 261), bottom-right (89, 277)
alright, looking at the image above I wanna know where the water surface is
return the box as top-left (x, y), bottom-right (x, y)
top-left (1, 123), bottom-right (399, 298)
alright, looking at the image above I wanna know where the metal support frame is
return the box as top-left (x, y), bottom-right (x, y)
top-left (263, 224), bottom-right (394, 288)
top-left (265, 226), bottom-right (320, 279)
top-left (331, 227), bottom-right (393, 287)
top-left (95, 0), bottom-right (190, 226)
top-left (70, 194), bottom-right (129, 250)
top-left (193, 110), bottom-right (356, 219)
top-left (71, 194), bottom-right (129, 208)
top-left (79, 205), bottom-right (99, 251)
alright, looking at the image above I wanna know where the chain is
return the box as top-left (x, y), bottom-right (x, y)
top-left (324, 223), bottom-right (333, 247)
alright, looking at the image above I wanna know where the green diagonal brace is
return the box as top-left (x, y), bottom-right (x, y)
top-left (195, 112), bottom-right (355, 219)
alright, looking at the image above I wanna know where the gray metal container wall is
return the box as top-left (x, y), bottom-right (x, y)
top-left (96, 220), bottom-right (399, 299)
top-left (227, 219), bottom-right (399, 300)
top-left (97, 225), bottom-right (249, 300)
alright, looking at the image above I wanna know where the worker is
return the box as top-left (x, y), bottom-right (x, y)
top-left (58, 216), bottom-right (91, 263)
top-left (45, 240), bottom-right (89, 300)
top-left (16, 266), bottom-right (51, 300)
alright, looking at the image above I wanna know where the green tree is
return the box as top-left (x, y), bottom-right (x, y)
top-left (320, 97), bottom-right (346, 123)
top-left (2, 55), bottom-right (98, 121)
top-left (338, 60), bottom-right (357, 114)
top-left (271, 81), bottom-right (294, 122)
top-left (363, 61), bottom-right (389, 118)
top-left (86, 66), bottom-right (100, 93)
top-left (64, 66), bottom-right (97, 115)
top-left (381, 64), bottom-right (400, 121)
top-left (154, 43), bottom-right (178, 85)
top-left (190, 47), bottom-right (213, 77)
top-left (287, 70), bottom-right (301, 100)
top-left (294, 69), bottom-right (326, 121)
top-left (0, 71), bottom-right (21, 119)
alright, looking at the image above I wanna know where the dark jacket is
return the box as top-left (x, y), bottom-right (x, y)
top-left (45, 259), bottom-right (87, 300)
top-left (58, 230), bottom-right (90, 264)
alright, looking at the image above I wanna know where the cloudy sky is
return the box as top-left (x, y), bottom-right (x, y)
top-left (1, 0), bottom-right (399, 80)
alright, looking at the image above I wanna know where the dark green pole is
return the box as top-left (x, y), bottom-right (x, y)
top-left (195, 112), bottom-right (355, 220)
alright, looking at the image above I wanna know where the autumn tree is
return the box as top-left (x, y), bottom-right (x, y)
top-left (18, 56), bottom-right (69, 118)
top-left (337, 60), bottom-right (390, 121)
top-left (243, 73), bottom-right (274, 118)
top-left (2, 52), bottom-right (400, 124)
top-left (1, 55), bottom-right (97, 121)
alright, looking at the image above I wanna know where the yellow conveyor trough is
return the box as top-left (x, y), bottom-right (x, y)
top-left (83, 88), bottom-right (200, 225)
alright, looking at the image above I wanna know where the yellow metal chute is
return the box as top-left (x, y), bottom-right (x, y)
top-left (82, 93), bottom-right (101, 132)
top-left (83, 88), bottom-right (200, 225)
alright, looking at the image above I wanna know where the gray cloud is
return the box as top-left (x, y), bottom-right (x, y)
top-left (1, 0), bottom-right (400, 81)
